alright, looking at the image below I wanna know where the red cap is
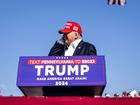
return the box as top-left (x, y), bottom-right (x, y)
top-left (59, 21), bottom-right (82, 35)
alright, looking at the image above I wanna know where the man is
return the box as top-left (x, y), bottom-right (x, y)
top-left (43, 21), bottom-right (97, 96)
top-left (48, 21), bottom-right (97, 56)
top-left (108, 0), bottom-right (126, 6)
top-left (108, 0), bottom-right (116, 5)
top-left (118, 0), bottom-right (126, 6)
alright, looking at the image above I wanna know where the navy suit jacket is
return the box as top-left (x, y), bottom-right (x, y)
top-left (48, 40), bottom-right (97, 56)
top-left (43, 40), bottom-right (97, 96)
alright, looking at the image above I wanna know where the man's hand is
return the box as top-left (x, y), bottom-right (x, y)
top-left (57, 37), bottom-right (65, 45)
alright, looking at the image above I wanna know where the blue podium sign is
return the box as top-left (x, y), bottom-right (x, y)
top-left (17, 56), bottom-right (106, 87)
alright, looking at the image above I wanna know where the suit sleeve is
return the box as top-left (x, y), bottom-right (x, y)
top-left (88, 44), bottom-right (97, 56)
top-left (48, 41), bottom-right (65, 56)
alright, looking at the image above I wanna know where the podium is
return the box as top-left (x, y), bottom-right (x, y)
top-left (17, 56), bottom-right (106, 96)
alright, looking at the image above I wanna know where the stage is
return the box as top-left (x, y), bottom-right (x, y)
top-left (0, 96), bottom-right (140, 105)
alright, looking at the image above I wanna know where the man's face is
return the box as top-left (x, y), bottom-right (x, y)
top-left (63, 31), bottom-right (76, 45)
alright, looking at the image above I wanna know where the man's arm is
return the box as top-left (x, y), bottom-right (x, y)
top-left (88, 44), bottom-right (97, 55)
top-left (48, 41), bottom-right (65, 56)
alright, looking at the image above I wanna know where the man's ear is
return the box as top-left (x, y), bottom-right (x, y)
top-left (74, 33), bottom-right (78, 39)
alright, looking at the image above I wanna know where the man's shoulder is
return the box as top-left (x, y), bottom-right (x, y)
top-left (78, 40), bottom-right (97, 55)
top-left (81, 41), bottom-right (95, 47)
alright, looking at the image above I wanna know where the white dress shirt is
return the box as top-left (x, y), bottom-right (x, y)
top-left (64, 38), bottom-right (82, 56)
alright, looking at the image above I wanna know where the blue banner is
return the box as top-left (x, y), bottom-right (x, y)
top-left (17, 56), bottom-right (106, 86)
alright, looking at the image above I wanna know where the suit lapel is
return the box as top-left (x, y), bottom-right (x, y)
top-left (73, 40), bottom-right (84, 56)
